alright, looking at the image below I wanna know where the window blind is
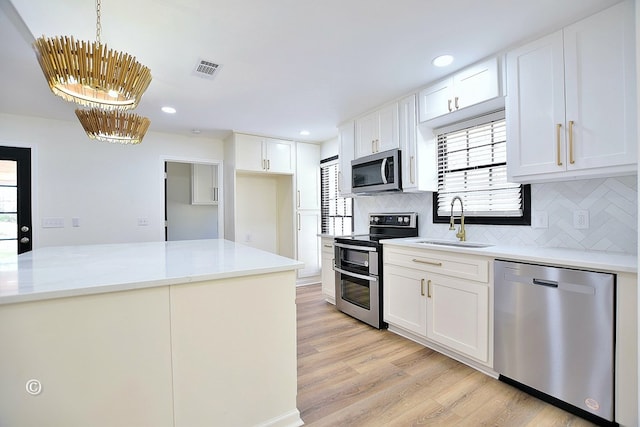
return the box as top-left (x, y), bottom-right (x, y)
top-left (436, 112), bottom-right (523, 218)
top-left (320, 160), bottom-right (353, 235)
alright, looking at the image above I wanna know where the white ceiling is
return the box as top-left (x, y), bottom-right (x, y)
top-left (0, 0), bottom-right (622, 143)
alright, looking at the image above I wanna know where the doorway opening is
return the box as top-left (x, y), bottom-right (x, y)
top-left (164, 160), bottom-right (223, 242)
top-left (0, 146), bottom-right (32, 256)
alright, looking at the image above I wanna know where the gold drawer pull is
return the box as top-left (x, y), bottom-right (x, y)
top-left (323, 244), bottom-right (333, 248)
top-left (568, 120), bottom-right (575, 164)
top-left (556, 123), bottom-right (563, 166)
top-left (412, 258), bottom-right (442, 266)
top-left (421, 279), bottom-right (425, 296)
top-left (427, 279), bottom-right (432, 298)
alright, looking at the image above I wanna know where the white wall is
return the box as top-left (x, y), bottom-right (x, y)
top-left (0, 113), bottom-right (224, 248)
top-left (320, 136), bottom-right (338, 160)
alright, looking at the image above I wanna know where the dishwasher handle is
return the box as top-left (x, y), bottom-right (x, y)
top-left (532, 278), bottom-right (558, 288)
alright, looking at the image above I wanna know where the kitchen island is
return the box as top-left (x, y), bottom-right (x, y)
top-left (0, 239), bottom-right (304, 427)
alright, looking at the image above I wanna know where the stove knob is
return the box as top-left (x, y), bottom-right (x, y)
top-left (404, 216), bottom-right (410, 223)
top-left (372, 217), bottom-right (379, 223)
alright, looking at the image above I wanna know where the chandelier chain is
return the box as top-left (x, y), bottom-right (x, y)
top-left (96, 0), bottom-right (102, 43)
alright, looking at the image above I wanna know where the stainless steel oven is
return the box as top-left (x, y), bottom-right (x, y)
top-left (334, 213), bottom-right (418, 329)
top-left (334, 241), bottom-right (381, 328)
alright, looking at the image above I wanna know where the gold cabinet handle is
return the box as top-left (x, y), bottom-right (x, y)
top-left (568, 120), bottom-right (575, 164)
top-left (323, 244), bottom-right (333, 248)
top-left (447, 99), bottom-right (452, 112)
top-left (267, 159), bottom-right (270, 170)
top-left (556, 123), bottom-right (563, 166)
top-left (410, 155), bottom-right (415, 184)
top-left (297, 190), bottom-right (300, 208)
top-left (297, 213), bottom-right (301, 231)
top-left (421, 278), bottom-right (425, 296)
top-left (427, 279), bottom-right (432, 298)
top-left (412, 258), bottom-right (442, 266)
top-left (454, 96), bottom-right (459, 110)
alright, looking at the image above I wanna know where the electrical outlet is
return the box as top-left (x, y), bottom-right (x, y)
top-left (137, 217), bottom-right (149, 226)
top-left (573, 210), bottom-right (589, 229)
top-left (72, 217), bottom-right (80, 227)
top-left (42, 217), bottom-right (64, 228)
top-left (533, 211), bottom-right (548, 229)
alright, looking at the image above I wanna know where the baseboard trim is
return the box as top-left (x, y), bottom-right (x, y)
top-left (255, 408), bottom-right (304, 427)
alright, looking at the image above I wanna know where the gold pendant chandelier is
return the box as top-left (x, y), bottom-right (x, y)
top-left (75, 109), bottom-right (151, 145)
top-left (33, 0), bottom-right (152, 143)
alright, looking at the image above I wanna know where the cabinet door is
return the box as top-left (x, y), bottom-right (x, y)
top-left (563, 1), bottom-right (636, 171)
top-left (265, 139), bottom-right (294, 174)
top-left (355, 111), bottom-right (378, 158)
top-left (453, 57), bottom-right (499, 110)
top-left (191, 163), bottom-right (218, 205)
top-left (426, 273), bottom-right (489, 363)
top-left (383, 265), bottom-right (427, 336)
top-left (235, 134), bottom-right (266, 172)
top-left (296, 142), bottom-right (320, 210)
top-left (297, 211), bottom-right (321, 278)
top-left (418, 77), bottom-right (453, 122)
top-left (506, 31), bottom-right (566, 179)
top-left (338, 121), bottom-right (355, 196)
top-left (320, 239), bottom-right (335, 302)
top-left (399, 94), bottom-right (418, 191)
top-left (376, 102), bottom-right (400, 152)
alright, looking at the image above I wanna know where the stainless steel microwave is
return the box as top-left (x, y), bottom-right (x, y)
top-left (351, 149), bottom-right (401, 194)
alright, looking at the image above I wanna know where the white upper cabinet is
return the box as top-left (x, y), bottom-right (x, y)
top-left (296, 142), bottom-right (320, 210)
top-left (235, 134), bottom-right (294, 174)
top-left (355, 102), bottom-right (400, 158)
top-left (399, 94), bottom-right (436, 192)
top-left (191, 163), bottom-right (219, 205)
top-left (338, 121), bottom-right (355, 197)
top-left (506, 1), bottom-right (636, 183)
top-left (419, 57), bottom-right (501, 123)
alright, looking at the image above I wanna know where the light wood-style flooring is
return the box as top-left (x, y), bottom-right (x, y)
top-left (296, 284), bottom-right (595, 426)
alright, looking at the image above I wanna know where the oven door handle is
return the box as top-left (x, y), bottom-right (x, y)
top-left (333, 266), bottom-right (378, 282)
top-left (334, 242), bottom-right (377, 252)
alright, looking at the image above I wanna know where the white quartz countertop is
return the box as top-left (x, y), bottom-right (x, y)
top-left (382, 238), bottom-right (637, 274)
top-left (0, 239), bottom-right (304, 305)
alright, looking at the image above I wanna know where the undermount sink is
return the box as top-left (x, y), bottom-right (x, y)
top-left (415, 240), bottom-right (493, 248)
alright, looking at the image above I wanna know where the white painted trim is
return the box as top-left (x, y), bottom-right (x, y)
top-left (254, 409), bottom-right (304, 427)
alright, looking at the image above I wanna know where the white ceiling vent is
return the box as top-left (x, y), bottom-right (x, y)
top-left (193, 59), bottom-right (222, 80)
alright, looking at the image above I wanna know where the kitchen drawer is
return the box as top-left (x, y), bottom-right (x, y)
top-left (321, 237), bottom-right (334, 254)
top-left (384, 246), bottom-right (489, 283)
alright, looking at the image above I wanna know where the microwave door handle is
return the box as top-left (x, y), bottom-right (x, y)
top-left (380, 158), bottom-right (388, 184)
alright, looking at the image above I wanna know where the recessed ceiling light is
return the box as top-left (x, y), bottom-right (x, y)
top-left (432, 55), bottom-right (454, 67)
top-left (299, 130), bottom-right (310, 136)
top-left (161, 106), bottom-right (177, 114)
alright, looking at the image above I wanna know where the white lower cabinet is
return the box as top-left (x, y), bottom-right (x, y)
top-left (383, 265), bottom-right (427, 336)
top-left (383, 245), bottom-right (491, 366)
top-left (320, 237), bottom-right (335, 303)
top-left (297, 211), bottom-right (321, 280)
top-left (426, 273), bottom-right (489, 362)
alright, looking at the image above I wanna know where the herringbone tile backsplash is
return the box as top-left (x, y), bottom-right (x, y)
top-left (354, 175), bottom-right (638, 254)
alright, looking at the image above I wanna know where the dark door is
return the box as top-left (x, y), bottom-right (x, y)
top-left (0, 147), bottom-right (32, 255)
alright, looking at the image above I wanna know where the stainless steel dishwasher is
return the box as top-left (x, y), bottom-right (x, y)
top-left (494, 259), bottom-right (615, 425)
